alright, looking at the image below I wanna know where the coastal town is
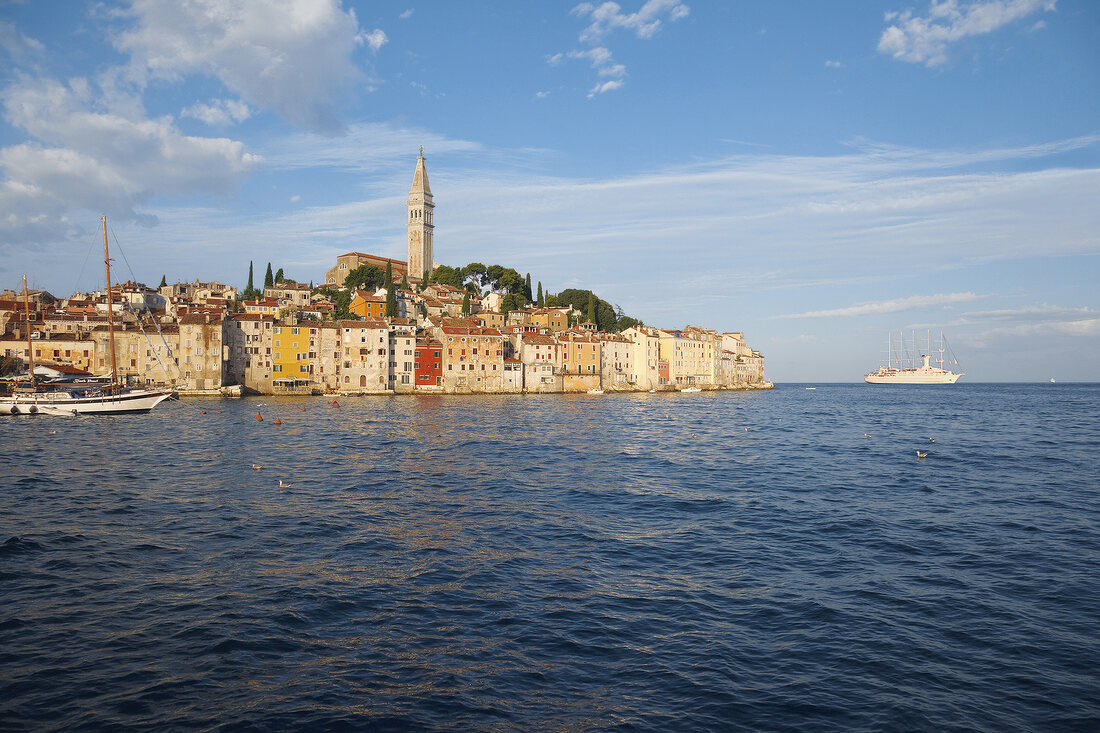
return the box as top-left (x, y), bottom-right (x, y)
top-left (1, 151), bottom-right (767, 397)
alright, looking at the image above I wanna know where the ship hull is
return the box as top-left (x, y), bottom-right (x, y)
top-left (0, 389), bottom-right (174, 415)
top-left (864, 369), bottom-right (962, 384)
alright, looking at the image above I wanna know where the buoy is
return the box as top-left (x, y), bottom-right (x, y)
top-left (275, 417), bottom-right (281, 425)
top-left (301, 406), bottom-right (306, 411)
top-left (332, 400), bottom-right (340, 408)
top-left (256, 412), bottom-right (263, 421)
top-left (201, 410), bottom-right (206, 415)
top-left (216, 410), bottom-right (221, 414)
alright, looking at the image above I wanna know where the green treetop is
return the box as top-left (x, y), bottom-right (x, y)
top-left (384, 261), bottom-right (398, 317)
top-left (264, 263), bottom-right (274, 289)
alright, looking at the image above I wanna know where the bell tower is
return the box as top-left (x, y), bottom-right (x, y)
top-left (407, 146), bottom-right (434, 281)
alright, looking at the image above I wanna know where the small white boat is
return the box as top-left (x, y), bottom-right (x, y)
top-left (681, 387), bottom-right (702, 393)
top-left (1050, 378), bottom-right (1056, 384)
top-left (805, 387), bottom-right (817, 390)
top-left (587, 388), bottom-right (604, 395)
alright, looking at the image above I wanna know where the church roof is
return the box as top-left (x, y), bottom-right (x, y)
top-left (409, 148), bottom-right (431, 196)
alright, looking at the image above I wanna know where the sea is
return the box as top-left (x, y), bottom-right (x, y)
top-left (1, 383), bottom-right (1098, 732)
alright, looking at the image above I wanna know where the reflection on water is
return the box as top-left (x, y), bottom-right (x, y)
top-left (2, 386), bottom-right (1099, 731)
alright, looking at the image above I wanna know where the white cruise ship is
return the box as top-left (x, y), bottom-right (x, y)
top-left (865, 331), bottom-right (964, 385)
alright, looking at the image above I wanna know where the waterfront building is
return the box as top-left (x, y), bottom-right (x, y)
top-left (389, 325), bottom-right (417, 392)
top-left (223, 313), bottom-right (274, 394)
top-left (415, 338), bottom-right (444, 390)
top-left (438, 324), bottom-right (506, 393)
top-left (332, 319), bottom-right (391, 392)
top-left (557, 330), bottom-right (602, 392)
top-left (512, 332), bottom-right (563, 393)
top-left (599, 332), bottom-right (635, 390)
top-left (272, 324), bottom-right (316, 380)
top-left (622, 326), bottom-right (661, 390)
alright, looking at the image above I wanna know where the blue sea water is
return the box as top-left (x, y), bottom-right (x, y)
top-left (1, 384), bottom-right (1098, 732)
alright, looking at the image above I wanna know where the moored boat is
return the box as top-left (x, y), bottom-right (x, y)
top-left (2, 217), bottom-right (173, 415)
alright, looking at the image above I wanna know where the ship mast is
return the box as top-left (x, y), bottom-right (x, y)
top-left (22, 275), bottom-right (35, 388)
top-left (103, 216), bottom-right (119, 392)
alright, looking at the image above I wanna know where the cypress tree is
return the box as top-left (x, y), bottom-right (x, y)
top-left (384, 261), bottom-right (398, 317)
top-left (264, 263), bottom-right (274, 289)
top-left (461, 291), bottom-right (471, 316)
top-left (524, 272), bottom-right (533, 301)
top-left (587, 291), bottom-right (597, 326)
top-left (246, 261), bottom-right (254, 295)
top-left (274, 267), bottom-right (284, 283)
top-left (159, 274), bottom-right (167, 288)
top-left (537, 282), bottom-right (544, 307)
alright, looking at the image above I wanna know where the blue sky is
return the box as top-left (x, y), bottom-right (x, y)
top-left (1, 0), bottom-right (1097, 381)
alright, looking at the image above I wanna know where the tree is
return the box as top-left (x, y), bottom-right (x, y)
top-left (274, 267), bottom-right (284, 284)
top-left (315, 285), bottom-right (352, 320)
top-left (485, 264), bottom-right (505, 290)
top-left (524, 273), bottom-right (533, 301)
top-left (401, 274), bottom-right (410, 291)
top-left (344, 265), bottom-right (385, 291)
top-left (461, 291), bottom-right (471, 316)
top-left (159, 275), bottom-right (167, 288)
top-left (498, 268), bottom-right (525, 296)
top-left (429, 265), bottom-right (464, 289)
top-left (462, 262), bottom-right (487, 288)
top-left (500, 292), bottom-right (528, 315)
top-left (537, 281), bottom-right (544, 307)
top-left (384, 261), bottom-right (398, 317)
top-left (587, 291), bottom-right (597, 325)
top-left (264, 263), bottom-right (274, 289)
top-left (243, 261), bottom-right (260, 300)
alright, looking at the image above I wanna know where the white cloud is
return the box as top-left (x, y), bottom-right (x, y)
top-left (557, 1), bottom-right (688, 96)
top-left (399, 9), bottom-right (414, 20)
top-left (0, 20), bottom-right (44, 61)
top-left (535, 91), bottom-right (550, 98)
top-left (588, 79), bottom-right (624, 97)
top-left (825, 59), bottom-right (844, 68)
top-left (181, 98), bottom-right (252, 126)
top-left (878, 0), bottom-right (1057, 67)
top-left (775, 292), bottom-right (984, 319)
top-left (290, 194), bottom-right (301, 202)
top-left (114, 0), bottom-right (371, 132)
top-left (357, 28), bottom-right (388, 52)
top-left (0, 77), bottom-right (259, 244)
top-left (572, 0), bottom-right (690, 42)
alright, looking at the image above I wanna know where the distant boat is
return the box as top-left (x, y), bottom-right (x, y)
top-left (680, 387), bottom-right (702, 393)
top-left (805, 387), bottom-right (817, 390)
top-left (587, 388), bottom-right (604, 395)
top-left (1050, 378), bottom-right (1056, 384)
top-left (865, 330), bottom-right (963, 385)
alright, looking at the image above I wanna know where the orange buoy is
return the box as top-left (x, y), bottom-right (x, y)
top-left (256, 412), bottom-right (263, 421)
top-left (301, 406), bottom-right (306, 411)
top-left (275, 417), bottom-right (281, 425)
top-left (201, 411), bottom-right (206, 415)
top-left (216, 410), bottom-right (221, 414)
top-left (332, 400), bottom-right (340, 408)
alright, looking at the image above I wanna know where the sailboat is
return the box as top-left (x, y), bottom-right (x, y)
top-left (864, 330), bottom-right (964, 385)
top-left (0, 217), bottom-right (174, 415)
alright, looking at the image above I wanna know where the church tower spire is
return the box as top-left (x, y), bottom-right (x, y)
top-left (407, 146), bottom-right (434, 281)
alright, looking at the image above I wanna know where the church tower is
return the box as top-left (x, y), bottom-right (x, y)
top-left (407, 147), bottom-right (434, 281)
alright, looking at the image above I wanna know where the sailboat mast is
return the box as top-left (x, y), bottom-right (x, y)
top-left (23, 275), bottom-right (35, 386)
top-left (103, 216), bottom-right (118, 390)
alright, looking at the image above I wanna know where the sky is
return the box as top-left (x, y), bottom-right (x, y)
top-left (1, 0), bottom-right (1098, 382)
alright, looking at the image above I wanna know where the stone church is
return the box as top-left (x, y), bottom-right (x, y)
top-left (325, 148), bottom-right (436, 286)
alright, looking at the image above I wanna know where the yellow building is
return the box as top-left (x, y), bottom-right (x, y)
top-left (272, 324), bottom-right (317, 379)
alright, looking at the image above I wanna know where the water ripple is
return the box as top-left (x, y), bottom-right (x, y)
top-left (1, 385), bottom-right (1098, 731)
